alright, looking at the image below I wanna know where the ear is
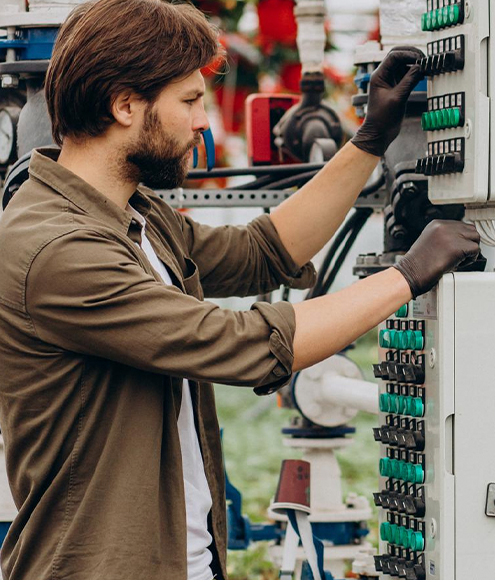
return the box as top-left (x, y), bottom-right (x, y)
top-left (111, 92), bottom-right (144, 128)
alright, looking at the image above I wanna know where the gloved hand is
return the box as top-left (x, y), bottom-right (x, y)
top-left (393, 220), bottom-right (481, 298)
top-left (351, 46), bottom-right (425, 157)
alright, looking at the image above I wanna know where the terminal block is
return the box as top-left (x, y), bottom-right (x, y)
top-left (419, 0), bottom-right (491, 205)
top-left (415, 138), bottom-right (465, 176)
top-left (374, 301), bottom-right (428, 579)
top-left (421, 1), bottom-right (464, 32)
top-left (417, 35), bottom-right (465, 76)
top-left (374, 275), bottom-right (495, 579)
top-left (421, 92), bottom-right (465, 131)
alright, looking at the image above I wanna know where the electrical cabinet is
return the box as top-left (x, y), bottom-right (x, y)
top-left (372, 273), bottom-right (494, 580)
top-left (415, 0), bottom-right (491, 205)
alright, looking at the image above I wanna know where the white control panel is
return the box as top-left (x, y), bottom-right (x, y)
top-left (373, 273), bottom-right (495, 580)
top-left (416, 0), bottom-right (492, 205)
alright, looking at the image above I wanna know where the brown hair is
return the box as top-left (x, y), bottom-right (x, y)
top-left (45, 0), bottom-right (222, 146)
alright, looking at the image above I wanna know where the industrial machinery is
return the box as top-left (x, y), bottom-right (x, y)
top-left (0, 0), bottom-right (495, 580)
top-left (372, 1), bottom-right (495, 579)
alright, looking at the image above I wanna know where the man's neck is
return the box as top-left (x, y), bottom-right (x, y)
top-left (57, 137), bottom-right (137, 209)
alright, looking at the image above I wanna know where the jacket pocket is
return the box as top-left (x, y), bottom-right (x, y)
top-left (182, 257), bottom-right (202, 298)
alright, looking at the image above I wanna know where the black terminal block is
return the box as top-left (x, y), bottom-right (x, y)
top-left (404, 493), bottom-right (426, 518)
top-left (416, 137), bottom-right (465, 176)
top-left (418, 34), bottom-right (465, 76)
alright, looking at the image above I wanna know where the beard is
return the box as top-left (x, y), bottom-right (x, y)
top-left (124, 104), bottom-right (200, 190)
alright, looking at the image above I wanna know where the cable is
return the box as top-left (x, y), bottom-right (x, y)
top-left (306, 211), bottom-right (360, 299)
top-left (187, 162), bottom-right (325, 180)
top-left (319, 209), bottom-right (372, 295)
top-left (264, 170), bottom-right (319, 190)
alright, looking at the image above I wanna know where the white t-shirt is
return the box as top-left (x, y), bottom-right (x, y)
top-left (127, 205), bottom-right (214, 580)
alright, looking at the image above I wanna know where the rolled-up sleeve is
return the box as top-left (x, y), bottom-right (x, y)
top-left (25, 230), bottom-right (296, 393)
top-left (176, 211), bottom-right (317, 298)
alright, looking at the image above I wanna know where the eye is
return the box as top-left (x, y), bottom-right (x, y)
top-left (184, 98), bottom-right (197, 106)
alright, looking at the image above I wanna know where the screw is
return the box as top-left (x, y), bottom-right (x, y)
top-left (465, 1), bottom-right (471, 18)
top-left (1, 75), bottom-right (19, 89)
top-left (430, 518), bottom-right (437, 538)
top-left (429, 348), bottom-right (436, 368)
top-left (464, 120), bottom-right (472, 139)
top-left (401, 182), bottom-right (417, 198)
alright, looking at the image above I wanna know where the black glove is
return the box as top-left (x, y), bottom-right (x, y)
top-left (393, 220), bottom-right (481, 299)
top-left (351, 46), bottom-right (425, 157)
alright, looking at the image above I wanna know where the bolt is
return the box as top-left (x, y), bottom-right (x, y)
top-left (391, 225), bottom-right (408, 240)
top-left (464, 120), bottom-right (472, 139)
top-left (1, 75), bottom-right (19, 89)
top-left (401, 182), bottom-right (417, 198)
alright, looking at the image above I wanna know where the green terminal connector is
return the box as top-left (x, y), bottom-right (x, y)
top-left (400, 527), bottom-right (411, 549)
top-left (379, 329), bottom-right (399, 349)
top-left (379, 329), bottom-right (389, 348)
top-left (422, 3), bottom-right (461, 31)
top-left (406, 330), bottom-right (424, 350)
top-left (442, 5), bottom-right (450, 26)
top-left (399, 330), bottom-right (410, 350)
top-left (449, 107), bottom-right (461, 127)
top-left (435, 110), bottom-right (444, 129)
top-left (431, 10), bottom-right (438, 30)
top-left (449, 4), bottom-right (460, 25)
top-left (391, 459), bottom-right (402, 479)
top-left (410, 397), bottom-right (425, 417)
top-left (389, 524), bottom-right (400, 544)
top-left (379, 457), bottom-right (392, 477)
top-left (388, 394), bottom-right (398, 413)
top-left (398, 395), bottom-right (408, 415)
top-left (395, 304), bottom-right (408, 318)
top-left (406, 463), bottom-right (425, 484)
top-left (392, 331), bottom-right (402, 349)
top-left (404, 396), bottom-right (414, 416)
top-left (394, 525), bottom-right (403, 545)
top-left (379, 393), bottom-right (390, 413)
top-left (400, 461), bottom-right (411, 482)
top-left (410, 530), bottom-right (425, 552)
top-left (422, 107), bottom-right (463, 131)
top-left (380, 521), bottom-right (391, 542)
top-left (441, 109), bottom-right (451, 129)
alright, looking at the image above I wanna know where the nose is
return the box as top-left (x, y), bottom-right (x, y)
top-left (192, 101), bottom-right (210, 133)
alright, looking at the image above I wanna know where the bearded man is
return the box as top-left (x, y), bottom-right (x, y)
top-left (0, 0), bottom-right (480, 579)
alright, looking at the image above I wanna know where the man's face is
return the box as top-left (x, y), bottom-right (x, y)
top-left (124, 70), bottom-right (208, 189)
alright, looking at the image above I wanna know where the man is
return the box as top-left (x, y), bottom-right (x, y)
top-left (0, 0), bottom-right (480, 579)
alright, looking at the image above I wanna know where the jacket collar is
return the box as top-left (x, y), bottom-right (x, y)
top-left (28, 147), bottom-right (152, 242)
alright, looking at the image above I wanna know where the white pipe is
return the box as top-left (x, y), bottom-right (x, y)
top-left (321, 373), bottom-right (379, 414)
top-left (294, 0), bottom-right (327, 74)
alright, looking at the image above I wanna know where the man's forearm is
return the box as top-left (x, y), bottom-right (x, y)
top-left (292, 267), bottom-right (412, 371)
top-left (269, 142), bottom-right (379, 267)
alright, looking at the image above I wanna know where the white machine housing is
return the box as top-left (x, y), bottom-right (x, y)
top-left (377, 273), bottom-right (495, 580)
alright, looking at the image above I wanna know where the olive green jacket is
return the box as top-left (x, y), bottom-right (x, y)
top-left (0, 148), bottom-right (316, 579)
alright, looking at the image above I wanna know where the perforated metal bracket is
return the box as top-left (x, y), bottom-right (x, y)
top-left (156, 186), bottom-right (387, 209)
top-left (155, 188), bottom-right (293, 208)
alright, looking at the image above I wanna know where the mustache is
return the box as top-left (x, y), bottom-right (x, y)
top-left (188, 134), bottom-right (202, 150)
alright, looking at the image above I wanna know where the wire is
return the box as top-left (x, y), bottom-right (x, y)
top-left (307, 208), bottom-right (372, 299)
top-left (187, 162), bottom-right (325, 180)
top-left (264, 170), bottom-right (319, 190)
top-left (306, 211), bottom-right (360, 299)
top-left (319, 209), bottom-right (372, 295)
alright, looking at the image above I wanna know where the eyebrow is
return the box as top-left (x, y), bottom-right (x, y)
top-left (183, 89), bottom-right (205, 99)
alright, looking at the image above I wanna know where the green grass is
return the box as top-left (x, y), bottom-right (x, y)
top-left (215, 330), bottom-right (380, 579)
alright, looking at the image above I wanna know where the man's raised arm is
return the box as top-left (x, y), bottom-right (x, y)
top-left (270, 47), bottom-right (425, 267)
